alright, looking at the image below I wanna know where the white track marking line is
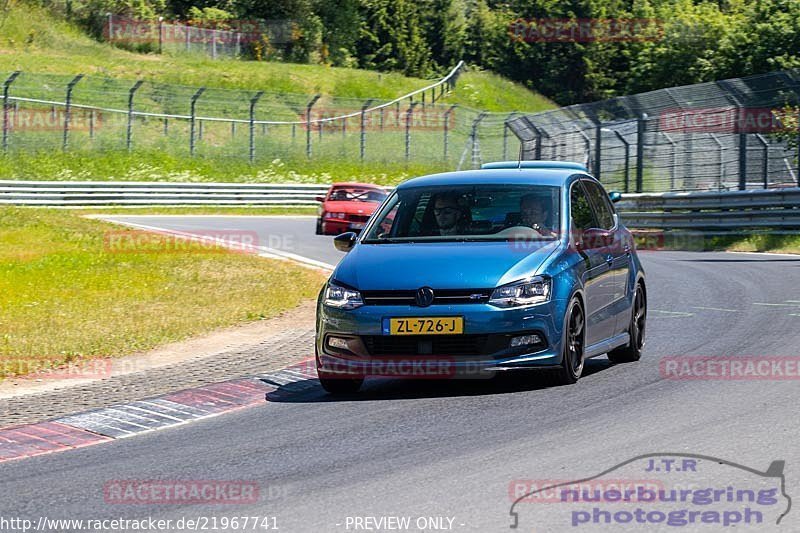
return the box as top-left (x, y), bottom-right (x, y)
top-left (93, 217), bottom-right (335, 271)
top-left (692, 306), bottom-right (738, 312)
top-left (84, 214), bottom-right (317, 218)
top-left (728, 251), bottom-right (800, 258)
top-left (650, 310), bottom-right (694, 317)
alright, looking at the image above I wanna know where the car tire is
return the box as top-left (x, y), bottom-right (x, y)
top-left (315, 345), bottom-right (364, 394)
top-left (315, 218), bottom-right (323, 235)
top-left (551, 297), bottom-right (585, 385)
top-left (608, 282), bottom-right (646, 364)
top-left (317, 371), bottom-right (364, 394)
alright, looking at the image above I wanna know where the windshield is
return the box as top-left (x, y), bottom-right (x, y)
top-left (362, 184), bottom-right (561, 243)
top-left (328, 188), bottom-right (387, 203)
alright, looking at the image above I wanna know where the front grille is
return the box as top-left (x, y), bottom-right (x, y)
top-left (363, 334), bottom-right (493, 356)
top-left (348, 214), bottom-right (370, 223)
top-left (361, 289), bottom-right (492, 306)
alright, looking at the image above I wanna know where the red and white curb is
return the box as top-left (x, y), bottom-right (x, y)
top-left (0, 360), bottom-right (317, 464)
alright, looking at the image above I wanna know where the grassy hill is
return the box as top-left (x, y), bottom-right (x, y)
top-left (0, 1), bottom-right (555, 184)
top-left (0, 2), bottom-right (553, 113)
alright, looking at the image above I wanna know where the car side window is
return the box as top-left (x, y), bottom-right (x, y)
top-left (407, 193), bottom-right (431, 236)
top-left (582, 181), bottom-right (615, 230)
top-left (570, 182), bottom-right (597, 232)
top-left (378, 202), bottom-right (399, 236)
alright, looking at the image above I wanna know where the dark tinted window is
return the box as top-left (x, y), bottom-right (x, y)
top-left (582, 180), bottom-right (615, 230)
top-left (328, 187), bottom-right (387, 202)
top-left (570, 182), bottom-right (597, 231)
top-left (363, 184), bottom-right (561, 242)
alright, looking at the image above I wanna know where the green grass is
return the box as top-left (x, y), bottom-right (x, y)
top-left (709, 233), bottom-right (800, 254)
top-left (0, 2), bottom-right (426, 98)
top-left (0, 2), bottom-right (553, 113)
top-left (443, 70), bottom-right (554, 113)
top-left (631, 230), bottom-right (800, 254)
top-left (0, 2), bottom-right (553, 184)
top-left (0, 206), bottom-right (327, 378)
top-left (0, 150), bottom-right (439, 184)
top-left (74, 206), bottom-right (319, 216)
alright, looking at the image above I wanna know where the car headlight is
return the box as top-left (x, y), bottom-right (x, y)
top-left (325, 212), bottom-right (346, 219)
top-left (488, 277), bottom-right (551, 308)
top-left (324, 281), bottom-right (364, 309)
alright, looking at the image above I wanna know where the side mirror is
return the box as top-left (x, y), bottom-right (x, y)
top-left (333, 232), bottom-right (357, 253)
top-left (608, 191), bottom-right (622, 203)
top-left (315, 195), bottom-right (325, 203)
top-left (581, 228), bottom-right (613, 249)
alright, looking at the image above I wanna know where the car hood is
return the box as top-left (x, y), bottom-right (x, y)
top-left (333, 240), bottom-right (561, 290)
top-left (322, 201), bottom-right (380, 214)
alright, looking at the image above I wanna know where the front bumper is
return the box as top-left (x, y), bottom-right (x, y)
top-left (316, 300), bottom-right (568, 378)
top-left (322, 219), bottom-right (366, 234)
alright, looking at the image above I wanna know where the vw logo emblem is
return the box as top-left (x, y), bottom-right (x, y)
top-left (415, 287), bottom-right (435, 307)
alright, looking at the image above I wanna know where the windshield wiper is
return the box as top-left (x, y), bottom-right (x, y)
top-left (363, 235), bottom-right (558, 244)
top-left (361, 238), bottom-right (417, 244)
top-left (350, 191), bottom-right (384, 201)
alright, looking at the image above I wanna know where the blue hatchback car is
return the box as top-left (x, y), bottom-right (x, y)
top-left (315, 161), bottom-right (647, 393)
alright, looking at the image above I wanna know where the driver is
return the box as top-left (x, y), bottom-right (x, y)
top-left (519, 194), bottom-right (555, 237)
top-left (432, 192), bottom-right (469, 236)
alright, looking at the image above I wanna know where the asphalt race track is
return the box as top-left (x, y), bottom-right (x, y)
top-left (1, 216), bottom-right (798, 532)
top-left (98, 215), bottom-right (345, 268)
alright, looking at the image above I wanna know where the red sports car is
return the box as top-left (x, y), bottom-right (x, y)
top-left (315, 183), bottom-right (388, 235)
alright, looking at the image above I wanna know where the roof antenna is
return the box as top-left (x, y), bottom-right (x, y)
top-left (517, 141), bottom-right (524, 169)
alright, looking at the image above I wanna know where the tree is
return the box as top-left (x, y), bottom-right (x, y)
top-left (314, 0), bottom-right (361, 66)
top-left (356, 0), bottom-right (433, 77)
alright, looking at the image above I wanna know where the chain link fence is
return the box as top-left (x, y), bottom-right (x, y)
top-left (102, 14), bottom-right (295, 59)
top-left (5, 61), bottom-right (798, 192)
top-left (508, 70), bottom-right (800, 193)
top-left (0, 62), bottom-right (524, 172)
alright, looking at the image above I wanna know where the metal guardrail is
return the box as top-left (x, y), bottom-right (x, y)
top-left (0, 181), bottom-right (331, 206)
top-left (617, 187), bottom-right (800, 230)
top-left (3, 180), bottom-right (798, 234)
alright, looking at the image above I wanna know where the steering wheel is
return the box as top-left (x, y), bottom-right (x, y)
top-left (495, 225), bottom-right (544, 238)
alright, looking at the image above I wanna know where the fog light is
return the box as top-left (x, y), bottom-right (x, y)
top-left (327, 336), bottom-right (350, 350)
top-left (510, 334), bottom-right (542, 347)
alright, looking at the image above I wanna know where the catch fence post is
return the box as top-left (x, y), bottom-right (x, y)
top-left (63, 74), bottom-right (84, 152)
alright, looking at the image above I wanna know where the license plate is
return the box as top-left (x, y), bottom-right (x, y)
top-left (388, 317), bottom-right (463, 335)
top-left (349, 223), bottom-right (365, 230)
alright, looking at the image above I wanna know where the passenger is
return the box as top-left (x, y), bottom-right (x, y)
top-left (519, 193), bottom-right (556, 237)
